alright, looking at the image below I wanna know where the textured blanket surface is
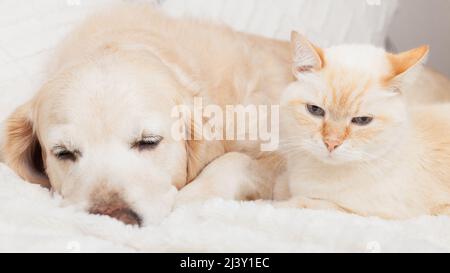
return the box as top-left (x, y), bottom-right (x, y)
top-left (2, 163), bottom-right (450, 253)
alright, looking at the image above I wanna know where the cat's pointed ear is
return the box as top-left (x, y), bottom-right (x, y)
top-left (387, 45), bottom-right (429, 80)
top-left (291, 31), bottom-right (324, 78)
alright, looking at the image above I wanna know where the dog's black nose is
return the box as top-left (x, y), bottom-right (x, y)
top-left (89, 196), bottom-right (143, 227)
top-left (89, 206), bottom-right (142, 226)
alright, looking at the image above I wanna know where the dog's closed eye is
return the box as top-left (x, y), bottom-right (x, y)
top-left (132, 135), bottom-right (163, 151)
top-left (52, 145), bottom-right (81, 162)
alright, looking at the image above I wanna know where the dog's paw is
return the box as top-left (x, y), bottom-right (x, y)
top-left (173, 184), bottom-right (213, 209)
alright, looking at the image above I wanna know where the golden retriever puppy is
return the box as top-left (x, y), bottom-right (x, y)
top-left (0, 4), bottom-right (291, 225)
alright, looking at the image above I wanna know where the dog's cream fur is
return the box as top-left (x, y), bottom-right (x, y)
top-left (1, 4), bottom-right (291, 224)
top-left (2, 4), bottom-right (450, 223)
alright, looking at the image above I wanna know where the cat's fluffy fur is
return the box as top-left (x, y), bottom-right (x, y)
top-left (277, 32), bottom-right (450, 219)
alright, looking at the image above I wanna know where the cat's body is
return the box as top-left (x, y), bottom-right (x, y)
top-left (279, 33), bottom-right (450, 219)
top-left (283, 104), bottom-right (450, 219)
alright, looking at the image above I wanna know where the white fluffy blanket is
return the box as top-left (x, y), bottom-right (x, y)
top-left (2, 163), bottom-right (450, 253)
top-left (1, 0), bottom-right (450, 253)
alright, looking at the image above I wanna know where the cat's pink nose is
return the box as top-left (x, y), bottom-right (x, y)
top-left (324, 139), bottom-right (342, 152)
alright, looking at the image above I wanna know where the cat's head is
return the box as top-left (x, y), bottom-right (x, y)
top-left (281, 31), bottom-right (429, 165)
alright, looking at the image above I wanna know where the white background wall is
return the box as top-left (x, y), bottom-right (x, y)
top-left (388, 0), bottom-right (450, 77)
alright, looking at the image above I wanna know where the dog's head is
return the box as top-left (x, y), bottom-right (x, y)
top-left (2, 50), bottom-right (221, 226)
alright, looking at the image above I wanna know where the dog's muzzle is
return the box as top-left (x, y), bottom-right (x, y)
top-left (89, 191), bottom-right (142, 226)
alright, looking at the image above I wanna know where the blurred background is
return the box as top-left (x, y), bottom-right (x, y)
top-left (389, 0), bottom-right (450, 78)
top-left (162, 0), bottom-right (450, 77)
top-left (0, 0), bottom-right (449, 121)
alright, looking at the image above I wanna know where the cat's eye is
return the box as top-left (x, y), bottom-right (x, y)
top-left (351, 116), bottom-right (373, 126)
top-left (132, 135), bottom-right (163, 151)
top-left (52, 146), bottom-right (80, 162)
top-left (306, 104), bottom-right (326, 118)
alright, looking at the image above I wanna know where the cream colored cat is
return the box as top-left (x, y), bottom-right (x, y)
top-left (276, 32), bottom-right (450, 219)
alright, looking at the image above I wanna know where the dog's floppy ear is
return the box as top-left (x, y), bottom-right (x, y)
top-left (143, 43), bottom-right (226, 183)
top-left (186, 139), bottom-right (225, 183)
top-left (185, 114), bottom-right (225, 183)
top-left (2, 102), bottom-right (50, 188)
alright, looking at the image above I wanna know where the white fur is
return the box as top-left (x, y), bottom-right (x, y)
top-left (326, 45), bottom-right (391, 76)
